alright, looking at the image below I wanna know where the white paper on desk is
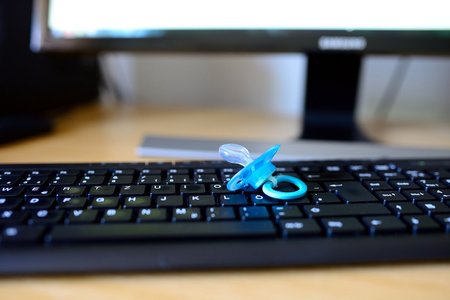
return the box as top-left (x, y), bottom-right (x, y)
top-left (137, 135), bottom-right (450, 160)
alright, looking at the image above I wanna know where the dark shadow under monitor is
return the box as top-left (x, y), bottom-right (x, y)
top-left (0, 1), bottom-right (100, 144)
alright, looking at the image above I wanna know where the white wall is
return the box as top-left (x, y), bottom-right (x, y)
top-left (101, 53), bottom-right (450, 123)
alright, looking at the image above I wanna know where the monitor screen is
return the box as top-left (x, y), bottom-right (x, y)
top-left (32, 0), bottom-right (450, 53)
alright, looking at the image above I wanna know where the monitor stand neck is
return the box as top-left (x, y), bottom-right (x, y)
top-left (300, 52), bottom-right (367, 141)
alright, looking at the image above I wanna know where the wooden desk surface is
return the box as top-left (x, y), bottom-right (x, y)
top-left (0, 103), bottom-right (449, 300)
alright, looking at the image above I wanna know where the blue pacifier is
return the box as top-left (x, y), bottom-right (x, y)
top-left (219, 144), bottom-right (307, 200)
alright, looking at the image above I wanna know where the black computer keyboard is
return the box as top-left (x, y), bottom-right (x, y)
top-left (1, 159), bottom-right (449, 274)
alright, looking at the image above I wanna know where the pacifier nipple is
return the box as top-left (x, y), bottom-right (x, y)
top-left (219, 144), bottom-right (253, 167)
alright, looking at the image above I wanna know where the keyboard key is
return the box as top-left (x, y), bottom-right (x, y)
top-left (91, 197), bottom-right (119, 209)
top-left (239, 206), bottom-right (270, 220)
top-left (304, 203), bottom-right (390, 217)
top-left (0, 170), bottom-right (24, 176)
top-left (380, 172), bottom-right (406, 180)
top-left (403, 170), bottom-right (431, 180)
top-left (108, 175), bottom-right (133, 185)
top-left (362, 216), bottom-right (407, 234)
top-left (119, 185), bottom-right (146, 196)
top-left (188, 195), bottom-right (215, 207)
top-left (373, 164), bottom-right (395, 171)
top-left (402, 190), bottom-right (436, 202)
top-left (321, 217), bottom-right (365, 236)
top-left (167, 168), bottom-right (189, 175)
top-left (0, 176), bottom-right (20, 186)
top-left (180, 184), bottom-right (206, 195)
top-left (23, 197), bottom-right (55, 210)
top-left (156, 196), bottom-right (183, 207)
top-left (57, 197), bottom-right (86, 209)
top-left (403, 215), bottom-right (441, 233)
top-left (387, 202), bottom-right (422, 216)
top-left (210, 184), bottom-right (230, 194)
top-left (311, 192), bottom-right (342, 204)
top-left (303, 172), bottom-right (354, 181)
top-left (434, 214), bottom-right (450, 232)
top-left (80, 176), bottom-right (105, 186)
top-left (375, 191), bottom-right (407, 203)
top-left (29, 210), bottom-right (64, 225)
top-left (206, 207), bottom-right (236, 221)
top-left (2, 226), bottom-right (46, 244)
top-left (20, 176), bottom-right (49, 186)
top-left (138, 175), bottom-right (162, 184)
top-left (89, 185), bottom-right (116, 197)
top-left (167, 175), bottom-right (190, 184)
top-left (112, 169), bottom-right (136, 175)
top-left (102, 209), bottom-right (133, 223)
top-left (56, 169), bottom-right (81, 176)
top-left (50, 176), bottom-right (77, 186)
top-left (416, 201), bottom-right (450, 215)
top-left (194, 168), bottom-right (216, 174)
top-left (364, 181), bottom-right (392, 191)
top-left (50, 221), bottom-right (276, 243)
top-left (250, 194), bottom-right (278, 205)
top-left (416, 180), bottom-right (446, 190)
top-left (194, 174), bottom-right (218, 184)
top-left (137, 208), bottom-right (167, 222)
top-left (57, 186), bottom-right (85, 197)
top-left (348, 164), bottom-right (368, 172)
top-left (354, 172), bottom-right (380, 180)
top-left (67, 210), bottom-right (98, 224)
top-left (324, 181), bottom-right (378, 203)
top-left (0, 210), bottom-right (29, 226)
top-left (85, 169), bottom-right (108, 176)
top-left (123, 196), bottom-right (152, 208)
top-left (173, 208), bottom-right (201, 221)
top-left (390, 180), bottom-right (420, 191)
top-left (140, 169), bottom-right (162, 175)
top-left (306, 182), bottom-right (323, 192)
top-left (0, 186), bottom-right (25, 197)
top-left (280, 219), bottom-right (322, 237)
top-left (324, 165), bottom-right (342, 172)
top-left (151, 185), bottom-right (176, 195)
top-left (429, 189), bottom-right (450, 201)
top-left (0, 197), bottom-right (22, 210)
top-left (219, 194), bottom-right (248, 206)
top-left (25, 187), bottom-right (55, 197)
top-left (272, 206), bottom-right (303, 219)
top-left (429, 170), bottom-right (450, 179)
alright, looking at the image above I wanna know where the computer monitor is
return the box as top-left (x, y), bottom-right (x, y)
top-left (31, 0), bottom-right (450, 140)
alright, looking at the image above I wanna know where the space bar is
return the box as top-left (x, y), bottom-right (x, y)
top-left (50, 221), bottom-right (277, 243)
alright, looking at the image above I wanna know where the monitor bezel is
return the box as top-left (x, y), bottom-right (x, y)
top-left (31, 0), bottom-right (450, 54)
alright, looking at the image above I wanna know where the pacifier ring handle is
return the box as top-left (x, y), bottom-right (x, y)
top-left (262, 175), bottom-right (307, 200)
